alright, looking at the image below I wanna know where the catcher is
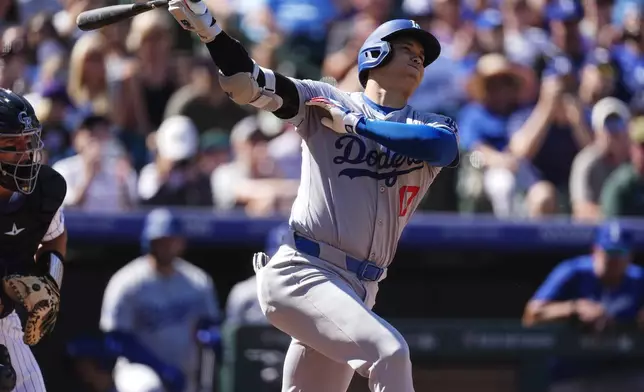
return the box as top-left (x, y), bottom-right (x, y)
top-left (0, 88), bottom-right (67, 392)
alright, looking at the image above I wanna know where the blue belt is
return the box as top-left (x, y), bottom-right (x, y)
top-left (293, 233), bottom-right (385, 282)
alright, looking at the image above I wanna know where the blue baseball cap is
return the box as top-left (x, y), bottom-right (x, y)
top-left (476, 9), bottom-right (503, 30)
top-left (142, 208), bottom-right (182, 242)
top-left (546, 0), bottom-right (584, 22)
top-left (595, 222), bottom-right (633, 253)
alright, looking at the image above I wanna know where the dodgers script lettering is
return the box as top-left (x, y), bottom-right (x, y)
top-left (333, 135), bottom-right (424, 187)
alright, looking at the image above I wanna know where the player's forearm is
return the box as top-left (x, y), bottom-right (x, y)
top-left (523, 301), bottom-right (577, 326)
top-left (204, 32), bottom-right (300, 119)
top-left (355, 119), bottom-right (458, 166)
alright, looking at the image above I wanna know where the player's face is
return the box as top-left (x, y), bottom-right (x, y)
top-left (593, 246), bottom-right (631, 283)
top-left (372, 38), bottom-right (425, 95)
top-left (0, 135), bottom-right (36, 164)
top-left (150, 236), bottom-right (185, 265)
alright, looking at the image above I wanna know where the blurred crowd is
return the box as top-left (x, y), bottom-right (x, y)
top-left (0, 0), bottom-right (643, 220)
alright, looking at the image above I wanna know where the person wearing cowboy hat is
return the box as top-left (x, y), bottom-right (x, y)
top-left (457, 53), bottom-right (539, 216)
top-left (507, 56), bottom-right (593, 217)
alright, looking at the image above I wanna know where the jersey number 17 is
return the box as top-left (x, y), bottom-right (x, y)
top-left (399, 186), bottom-right (420, 217)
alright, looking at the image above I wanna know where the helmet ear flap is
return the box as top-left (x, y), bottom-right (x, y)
top-left (358, 41), bottom-right (392, 87)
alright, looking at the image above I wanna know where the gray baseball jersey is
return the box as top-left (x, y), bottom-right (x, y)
top-left (284, 79), bottom-right (458, 267)
top-left (100, 257), bottom-right (220, 385)
top-left (255, 79), bottom-right (459, 392)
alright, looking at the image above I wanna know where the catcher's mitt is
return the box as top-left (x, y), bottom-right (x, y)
top-left (2, 274), bottom-right (60, 346)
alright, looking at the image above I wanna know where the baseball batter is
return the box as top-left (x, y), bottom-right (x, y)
top-left (168, 4), bottom-right (459, 391)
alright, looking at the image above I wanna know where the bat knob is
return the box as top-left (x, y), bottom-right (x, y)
top-left (185, 0), bottom-right (207, 14)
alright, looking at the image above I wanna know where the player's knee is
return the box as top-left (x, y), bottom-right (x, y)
top-left (379, 336), bottom-right (411, 367)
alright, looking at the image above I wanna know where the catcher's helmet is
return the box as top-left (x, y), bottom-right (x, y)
top-left (357, 19), bottom-right (442, 87)
top-left (0, 88), bottom-right (43, 194)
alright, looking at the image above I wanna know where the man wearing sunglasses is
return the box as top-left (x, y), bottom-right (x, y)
top-left (523, 221), bottom-right (644, 392)
top-left (600, 116), bottom-right (644, 218)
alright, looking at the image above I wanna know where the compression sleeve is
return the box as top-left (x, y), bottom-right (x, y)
top-left (204, 32), bottom-right (300, 119)
top-left (355, 119), bottom-right (458, 166)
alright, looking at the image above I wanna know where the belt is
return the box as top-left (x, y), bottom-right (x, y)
top-left (291, 232), bottom-right (386, 282)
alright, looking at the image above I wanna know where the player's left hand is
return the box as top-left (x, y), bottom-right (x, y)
top-left (2, 273), bottom-right (60, 346)
top-left (305, 97), bottom-right (364, 135)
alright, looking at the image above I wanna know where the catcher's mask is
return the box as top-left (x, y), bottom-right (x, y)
top-left (0, 115), bottom-right (44, 195)
top-left (0, 88), bottom-right (44, 195)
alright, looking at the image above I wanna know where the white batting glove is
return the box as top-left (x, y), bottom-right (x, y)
top-left (305, 97), bottom-right (363, 134)
top-left (167, 0), bottom-right (221, 43)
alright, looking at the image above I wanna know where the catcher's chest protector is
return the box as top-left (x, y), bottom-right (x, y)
top-left (0, 166), bottom-right (66, 269)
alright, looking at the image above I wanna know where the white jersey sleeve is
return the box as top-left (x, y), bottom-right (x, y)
top-left (100, 271), bottom-right (137, 332)
top-left (42, 207), bottom-right (65, 242)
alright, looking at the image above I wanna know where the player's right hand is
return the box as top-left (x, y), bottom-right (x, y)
top-left (168, 0), bottom-right (221, 43)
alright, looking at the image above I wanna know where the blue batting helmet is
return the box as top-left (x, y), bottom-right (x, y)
top-left (357, 19), bottom-right (442, 88)
top-left (140, 208), bottom-right (182, 253)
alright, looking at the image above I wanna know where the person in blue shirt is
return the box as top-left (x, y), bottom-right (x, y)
top-left (523, 221), bottom-right (644, 392)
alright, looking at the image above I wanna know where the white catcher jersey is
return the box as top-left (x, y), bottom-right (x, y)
top-left (283, 79), bottom-right (459, 268)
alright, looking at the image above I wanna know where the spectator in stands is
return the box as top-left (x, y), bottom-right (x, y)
top-left (0, 26), bottom-right (29, 94)
top-left (196, 129), bottom-right (231, 180)
top-left (138, 115), bottom-right (213, 206)
top-left (67, 33), bottom-right (132, 125)
top-left (125, 10), bottom-right (180, 134)
top-left (322, 0), bottom-right (391, 86)
top-left (580, 0), bottom-right (620, 47)
top-left (570, 97), bottom-right (631, 221)
top-left (607, 2), bottom-right (644, 104)
top-left (544, 0), bottom-right (590, 73)
top-left (502, 0), bottom-right (551, 68)
top-left (578, 47), bottom-right (619, 108)
top-left (163, 57), bottom-right (252, 134)
top-left (53, 0), bottom-right (102, 40)
top-left (25, 12), bottom-right (69, 67)
top-left (457, 53), bottom-right (537, 216)
top-left (100, 208), bottom-right (220, 392)
top-left (224, 223), bottom-right (288, 326)
top-left (53, 114), bottom-right (138, 212)
top-left (34, 82), bottom-right (76, 165)
top-left (523, 222), bottom-right (644, 392)
top-left (0, 0), bottom-right (21, 30)
top-left (508, 58), bottom-right (593, 216)
top-left (402, 3), bottom-right (468, 117)
top-left (252, 0), bottom-right (341, 79)
top-left (211, 115), bottom-right (299, 216)
top-left (600, 116), bottom-right (644, 217)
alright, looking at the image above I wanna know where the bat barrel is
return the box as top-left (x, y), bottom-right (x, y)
top-left (76, 0), bottom-right (169, 31)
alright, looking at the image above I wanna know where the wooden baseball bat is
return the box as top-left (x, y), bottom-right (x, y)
top-left (76, 0), bottom-right (169, 31)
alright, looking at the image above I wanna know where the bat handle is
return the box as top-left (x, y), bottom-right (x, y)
top-left (185, 0), bottom-right (208, 15)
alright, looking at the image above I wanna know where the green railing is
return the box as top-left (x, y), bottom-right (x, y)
top-left (218, 320), bottom-right (644, 392)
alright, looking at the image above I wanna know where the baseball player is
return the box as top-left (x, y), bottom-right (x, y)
top-left (0, 87), bottom-right (68, 391)
top-left (168, 4), bottom-right (459, 391)
top-left (99, 208), bottom-right (220, 392)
